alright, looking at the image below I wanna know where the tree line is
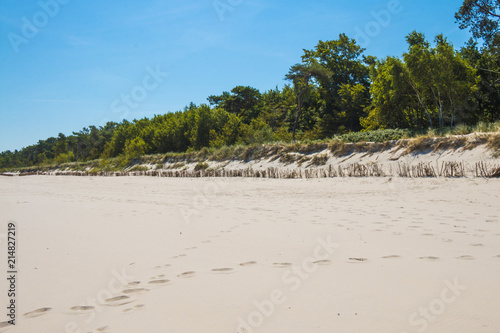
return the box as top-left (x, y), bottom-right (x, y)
top-left (1, 0), bottom-right (499, 169)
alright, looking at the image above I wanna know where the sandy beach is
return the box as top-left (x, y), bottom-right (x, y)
top-left (1, 176), bottom-right (499, 333)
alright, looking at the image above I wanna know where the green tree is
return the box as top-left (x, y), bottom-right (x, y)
top-left (456, 0), bottom-right (500, 45)
top-left (301, 34), bottom-right (372, 135)
top-left (124, 137), bottom-right (148, 159)
top-left (208, 86), bottom-right (262, 124)
top-left (362, 56), bottom-right (418, 130)
top-left (285, 60), bottom-right (332, 139)
top-left (52, 133), bottom-right (68, 157)
top-left (460, 38), bottom-right (500, 122)
top-left (403, 32), bottom-right (479, 128)
top-left (338, 83), bottom-right (369, 130)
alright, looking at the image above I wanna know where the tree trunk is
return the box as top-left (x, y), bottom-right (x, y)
top-left (292, 94), bottom-right (302, 140)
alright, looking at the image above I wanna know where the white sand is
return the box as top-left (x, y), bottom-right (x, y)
top-left (0, 176), bottom-right (499, 333)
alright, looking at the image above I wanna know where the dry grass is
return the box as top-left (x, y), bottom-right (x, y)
top-left (18, 160), bottom-right (498, 178)
top-left (278, 153), bottom-right (298, 165)
top-left (329, 141), bottom-right (354, 157)
top-left (401, 134), bottom-right (494, 155)
top-left (310, 154), bottom-right (329, 166)
top-left (487, 133), bottom-right (500, 152)
top-left (402, 137), bottom-right (436, 154)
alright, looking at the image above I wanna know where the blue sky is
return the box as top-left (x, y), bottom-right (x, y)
top-left (0, 0), bottom-right (472, 152)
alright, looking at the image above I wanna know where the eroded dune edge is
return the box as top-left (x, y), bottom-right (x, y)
top-left (2, 133), bottom-right (500, 178)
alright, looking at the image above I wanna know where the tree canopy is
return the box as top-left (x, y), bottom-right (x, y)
top-left (456, 0), bottom-right (500, 45)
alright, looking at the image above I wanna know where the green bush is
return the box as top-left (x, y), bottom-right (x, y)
top-left (335, 129), bottom-right (412, 143)
top-left (54, 151), bottom-right (75, 164)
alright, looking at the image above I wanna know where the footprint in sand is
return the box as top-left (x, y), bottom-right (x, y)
top-left (211, 268), bottom-right (234, 274)
top-left (0, 321), bottom-right (12, 331)
top-left (422, 233), bottom-right (435, 236)
top-left (185, 247), bottom-right (197, 250)
top-left (24, 307), bottom-right (52, 318)
top-left (127, 281), bottom-right (141, 287)
top-left (419, 256), bottom-right (440, 261)
top-left (172, 254), bottom-right (187, 258)
top-left (103, 295), bottom-right (133, 307)
top-left (313, 260), bottom-right (331, 265)
top-left (348, 258), bottom-right (368, 263)
top-left (122, 288), bottom-right (148, 295)
top-left (177, 271), bottom-right (196, 278)
top-left (148, 279), bottom-right (171, 285)
top-left (442, 238), bottom-right (453, 242)
top-left (95, 326), bottom-right (110, 332)
top-left (457, 255), bottom-right (475, 260)
top-left (273, 263), bottom-right (293, 268)
top-left (382, 255), bottom-right (401, 259)
top-left (123, 304), bottom-right (146, 313)
top-left (240, 261), bottom-right (257, 266)
top-left (69, 305), bottom-right (94, 314)
top-left (470, 243), bottom-right (484, 247)
top-left (495, 255), bottom-right (500, 258)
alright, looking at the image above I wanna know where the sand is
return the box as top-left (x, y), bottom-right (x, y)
top-left (0, 176), bottom-right (499, 333)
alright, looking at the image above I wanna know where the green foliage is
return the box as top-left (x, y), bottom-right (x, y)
top-left (362, 56), bottom-right (418, 130)
top-left (335, 129), bottom-right (412, 143)
top-left (455, 0), bottom-right (500, 45)
top-left (364, 32), bottom-right (480, 131)
top-left (54, 151), bottom-right (76, 164)
top-left (302, 34), bottom-right (372, 136)
top-left (285, 59), bottom-right (332, 139)
top-left (124, 137), bottom-right (149, 158)
top-left (460, 39), bottom-right (500, 123)
top-left (208, 86), bottom-right (262, 124)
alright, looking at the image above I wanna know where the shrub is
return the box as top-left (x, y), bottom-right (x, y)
top-left (279, 153), bottom-right (297, 164)
top-left (54, 151), bottom-right (75, 164)
top-left (194, 162), bottom-right (209, 171)
top-left (310, 154), bottom-right (329, 166)
top-left (335, 129), bottom-right (411, 143)
top-left (450, 124), bottom-right (471, 135)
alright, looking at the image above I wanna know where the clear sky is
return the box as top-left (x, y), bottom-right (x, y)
top-left (0, 0), bottom-right (472, 152)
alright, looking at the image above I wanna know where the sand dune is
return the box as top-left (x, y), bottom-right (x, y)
top-left (0, 176), bottom-right (499, 332)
